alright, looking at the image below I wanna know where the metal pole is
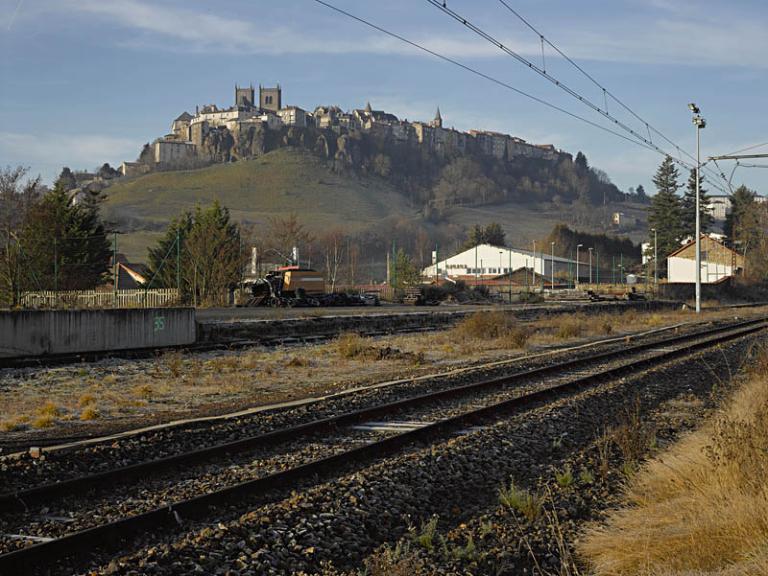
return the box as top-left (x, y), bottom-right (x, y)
top-left (653, 228), bottom-right (658, 288)
top-left (612, 255), bottom-right (615, 285)
top-left (113, 232), bottom-right (118, 307)
top-left (509, 249), bottom-right (512, 302)
top-left (596, 251), bottom-right (600, 285)
top-left (550, 242), bottom-right (555, 290)
top-left (588, 248), bottom-right (593, 285)
top-left (475, 244), bottom-right (478, 287)
top-left (620, 253), bottom-right (624, 285)
top-left (176, 229), bottom-right (181, 299)
top-left (53, 237), bottom-right (58, 295)
top-left (695, 122), bottom-right (702, 313)
top-left (435, 243), bottom-right (439, 285)
top-left (576, 244), bottom-right (582, 288)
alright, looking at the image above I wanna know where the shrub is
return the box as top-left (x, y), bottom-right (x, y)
top-left (78, 393), bottom-right (96, 407)
top-left (80, 406), bottom-right (100, 420)
top-left (455, 311), bottom-right (529, 348)
top-left (285, 356), bottom-right (310, 368)
top-left (335, 333), bottom-right (368, 359)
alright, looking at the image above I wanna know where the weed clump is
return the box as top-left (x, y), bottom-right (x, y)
top-left (335, 333), bottom-right (369, 359)
top-left (454, 311), bottom-right (530, 348)
top-left (498, 480), bottom-right (542, 522)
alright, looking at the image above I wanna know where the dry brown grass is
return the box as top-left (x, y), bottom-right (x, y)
top-left (454, 311), bottom-right (530, 349)
top-left (79, 405), bottom-right (100, 420)
top-left (335, 333), bottom-right (369, 359)
top-left (579, 346), bottom-right (768, 575)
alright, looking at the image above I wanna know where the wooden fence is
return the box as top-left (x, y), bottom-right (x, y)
top-left (20, 289), bottom-right (180, 309)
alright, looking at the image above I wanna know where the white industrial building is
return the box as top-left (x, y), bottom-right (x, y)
top-left (667, 236), bottom-right (744, 284)
top-left (422, 243), bottom-right (585, 283)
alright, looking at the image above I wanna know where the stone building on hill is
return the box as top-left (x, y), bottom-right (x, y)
top-left (121, 82), bottom-right (569, 172)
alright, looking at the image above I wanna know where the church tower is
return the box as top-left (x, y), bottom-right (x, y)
top-left (235, 84), bottom-right (255, 108)
top-left (259, 84), bottom-right (282, 113)
top-left (432, 107), bottom-right (443, 128)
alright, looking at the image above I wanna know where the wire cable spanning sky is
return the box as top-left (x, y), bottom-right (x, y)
top-left (1, 0), bottom-right (766, 193)
top-left (421, 0), bottom-right (729, 192)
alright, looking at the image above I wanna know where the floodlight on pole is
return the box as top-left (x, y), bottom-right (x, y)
top-left (691, 104), bottom-right (706, 313)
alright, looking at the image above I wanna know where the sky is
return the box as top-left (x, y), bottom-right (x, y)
top-left (1, 0), bottom-right (767, 195)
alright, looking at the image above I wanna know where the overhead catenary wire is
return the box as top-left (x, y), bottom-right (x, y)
top-left (311, 0), bottom-right (657, 151)
top-left (424, 0), bottom-right (728, 192)
top-left (494, 0), bottom-right (729, 191)
top-left (720, 141), bottom-right (768, 157)
top-left (311, 0), bottom-right (727, 193)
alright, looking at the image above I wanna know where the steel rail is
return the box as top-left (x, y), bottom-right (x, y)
top-left (1, 316), bottom-right (765, 514)
top-left (0, 318), bottom-right (765, 574)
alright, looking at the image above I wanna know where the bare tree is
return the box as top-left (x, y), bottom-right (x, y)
top-left (0, 166), bottom-right (41, 306)
top-left (320, 229), bottom-right (346, 292)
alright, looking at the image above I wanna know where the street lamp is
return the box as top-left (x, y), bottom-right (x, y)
top-left (576, 244), bottom-right (583, 288)
top-left (690, 103), bottom-right (706, 314)
top-left (588, 247), bottom-right (593, 285)
top-left (550, 241), bottom-right (555, 290)
top-left (650, 227), bottom-right (658, 289)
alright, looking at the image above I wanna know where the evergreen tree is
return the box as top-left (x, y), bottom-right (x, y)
top-left (647, 156), bottom-right (682, 269)
top-left (55, 167), bottom-right (77, 192)
top-left (636, 184), bottom-right (648, 204)
top-left (680, 169), bottom-right (713, 239)
top-left (19, 183), bottom-right (111, 290)
top-left (392, 249), bottom-right (420, 288)
top-left (462, 223), bottom-right (506, 249)
top-left (724, 185), bottom-right (759, 249)
top-left (484, 222), bottom-right (506, 247)
top-left (144, 211), bottom-right (193, 293)
top-left (146, 202), bottom-right (244, 305)
top-left (575, 151), bottom-right (589, 171)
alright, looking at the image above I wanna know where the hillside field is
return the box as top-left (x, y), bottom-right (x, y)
top-left (103, 148), bottom-right (647, 262)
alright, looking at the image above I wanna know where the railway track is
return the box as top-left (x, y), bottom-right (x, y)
top-left (0, 316), bottom-right (765, 574)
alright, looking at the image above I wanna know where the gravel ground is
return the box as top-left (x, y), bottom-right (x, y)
top-left (0, 317), bottom-right (729, 496)
top-left (34, 332), bottom-right (760, 576)
top-left (0, 336), bottom-right (688, 553)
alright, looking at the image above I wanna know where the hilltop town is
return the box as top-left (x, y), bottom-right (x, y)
top-left (119, 84), bottom-right (569, 177)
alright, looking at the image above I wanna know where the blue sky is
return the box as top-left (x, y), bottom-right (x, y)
top-left (2, 0), bottom-right (767, 195)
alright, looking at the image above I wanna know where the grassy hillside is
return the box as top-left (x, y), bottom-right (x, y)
top-left (103, 148), bottom-right (419, 259)
top-left (103, 147), bottom-right (646, 262)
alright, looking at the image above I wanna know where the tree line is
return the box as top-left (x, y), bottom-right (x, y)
top-left (647, 155), bottom-right (765, 279)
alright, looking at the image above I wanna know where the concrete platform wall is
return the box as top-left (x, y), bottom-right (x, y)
top-left (0, 308), bottom-right (196, 359)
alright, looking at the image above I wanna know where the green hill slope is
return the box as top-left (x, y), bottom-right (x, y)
top-left (104, 148), bottom-right (417, 247)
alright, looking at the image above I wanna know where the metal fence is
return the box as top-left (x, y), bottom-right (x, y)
top-left (20, 288), bottom-right (179, 309)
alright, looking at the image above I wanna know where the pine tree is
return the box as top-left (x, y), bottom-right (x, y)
top-left (647, 156), bottom-right (682, 270)
top-left (146, 202), bottom-right (244, 305)
top-left (144, 211), bottom-right (193, 293)
top-left (724, 185), bottom-right (759, 248)
top-left (55, 167), bottom-right (77, 192)
top-left (484, 223), bottom-right (506, 247)
top-left (680, 169), bottom-right (713, 239)
top-left (19, 183), bottom-right (111, 290)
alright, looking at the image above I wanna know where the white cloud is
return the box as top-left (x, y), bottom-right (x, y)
top-left (58, 0), bottom-right (768, 69)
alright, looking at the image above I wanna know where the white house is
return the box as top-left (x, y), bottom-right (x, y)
top-left (667, 236), bottom-right (744, 284)
top-left (422, 243), bottom-right (586, 283)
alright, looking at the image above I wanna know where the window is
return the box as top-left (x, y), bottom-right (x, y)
top-left (265, 96), bottom-right (273, 105)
